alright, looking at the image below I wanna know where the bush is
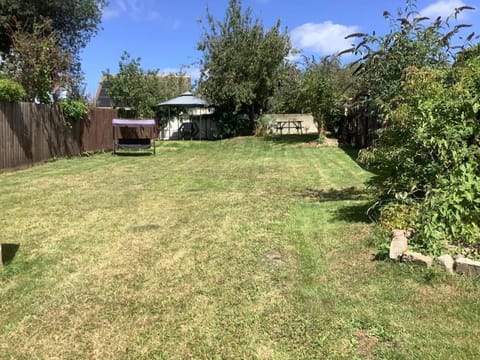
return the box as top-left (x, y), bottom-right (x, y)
top-left (59, 99), bottom-right (89, 123)
top-left (360, 59), bottom-right (480, 255)
top-left (254, 114), bottom-right (274, 137)
top-left (0, 78), bottom-right (26, 102)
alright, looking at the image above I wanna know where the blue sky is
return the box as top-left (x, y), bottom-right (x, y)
top-left (81, 0), bottom-right (480, 97)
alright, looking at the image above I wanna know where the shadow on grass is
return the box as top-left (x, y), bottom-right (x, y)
top-left (298, 187), bottom-right (373, 224)
top-left (1, 243), bottom-right (20, 265)
top-left (338, 144), bottom-right (379, 174)
top-left (339, 145), bottom-right (361, 163)
top-left (264, 134), bottom-right (319, 145)
top-left (334, 202), bottom-right (372, 224)
top-left (298, 186), bottom-right (370, 202)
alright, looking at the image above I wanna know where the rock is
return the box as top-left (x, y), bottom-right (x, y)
top-left (402, 251), bottom-right (433, 267)
top-left (392, 229), bottom-right (406, 238)
top-left (454, 257), bottom-right (480, 277)
top-left (389, 230), bottom-right (408, 260)
top-left (437, 254), bottom-right (454, 274)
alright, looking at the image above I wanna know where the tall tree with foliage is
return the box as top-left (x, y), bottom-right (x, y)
top-left (0, 0), bottom-right (107, 92)
top-left (269, 62), bottom-right (302, 114)
top-left (2, 19), bottom-right (72, 103)
top-left (197, 0), bottom-right (290, 136)
top-left (298, 56), bottom-right (351, 136)
top-left (105, 52), bottom-right (190, 118)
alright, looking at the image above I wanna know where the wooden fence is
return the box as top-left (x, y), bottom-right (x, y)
top-left (340, 106), bottom-right (379, 148)
top-left (0, 102), bottom-right (118, 170)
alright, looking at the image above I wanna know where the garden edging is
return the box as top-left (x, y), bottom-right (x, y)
top-left (389, 229), bottom-right (480, 277)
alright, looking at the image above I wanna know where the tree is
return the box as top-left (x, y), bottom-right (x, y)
top-left (197, 0), bottom-right (290, 136)
top-left (105, 52), bottom-right (190, 118)
top-left (297, 56), bottom-right (351, 136)
top-left (2, 19), bottom-right (71, 103)
top-left (0, 0), bottom-right (107, 90)
top-left (345, 0), bottom-right (475, 121)
top-left (270, 57), bottom-right (352, 136)
top-left (269, 62), bottom-right (302, 114)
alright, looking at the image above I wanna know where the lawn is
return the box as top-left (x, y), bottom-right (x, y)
top-left (1, 136), bottom-right (479, 359)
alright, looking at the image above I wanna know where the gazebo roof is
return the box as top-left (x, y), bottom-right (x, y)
top-left (157, 92), bottom-right (208, 107)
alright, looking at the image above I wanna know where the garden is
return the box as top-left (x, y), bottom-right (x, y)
top-left (1, 0), bottom-right (480, 358)
top-left (1, 137), bottom-right (480, 358)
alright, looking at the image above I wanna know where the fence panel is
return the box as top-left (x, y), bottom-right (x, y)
top-left (0, 102), bottom-right (118, 171)
top-left (82, 107), bottom-right (118, 152)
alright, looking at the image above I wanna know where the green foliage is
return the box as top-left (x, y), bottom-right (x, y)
top-left (0, 0), bottom-right (107, 90)
top-left (213, 107), bottom-right (251, 138)
top-left (379, 203), bottom-right (419, 232)
top-left (0, 78), bottom-right (26, 102)
top-left (1, 19), bottom-right (71, 103)
top-left (105, 52), bottom-right (190, 119)
top-left (197, 0), bottom-right (290, 136)
top-left (297, 56), bottom-right (348, 135)
top-left (60, 99), bottom-right (89, 123)
top-left (269, 62), bottom-right (302, 114)
top-left (254, 114), bottom-right (274, 137)
top-left (360, 57), bottom-right (480, 253)
top-left (347, 0), bottom-right (475, 121)
top-left (270, 57), bottom-right (351, 136)
top-left (350, 0), bottom-right (479, 254)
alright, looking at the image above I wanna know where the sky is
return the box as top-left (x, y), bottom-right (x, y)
top-left (80, 0), bottom-right (480, 98)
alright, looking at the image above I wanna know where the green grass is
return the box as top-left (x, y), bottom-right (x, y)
top-left (1, 136), bottom-right (479, 359)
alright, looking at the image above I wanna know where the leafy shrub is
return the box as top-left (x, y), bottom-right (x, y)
top-left (255, 114), bottom-right (274, 137)
top-left (360, 59), bottom-right (480, 254)
top-left (415, 163), bottom-right (480, 254)
top-left (60, 99), bottom-right (89, 123)
top-left (379, 203), bottom-right (419, 232)
top-left (213, 104), bottom-right (253, 138)
top-left (0, 78), bottom-right (26, 102)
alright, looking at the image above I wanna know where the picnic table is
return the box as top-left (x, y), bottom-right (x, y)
top-left (273, 120), bottom-right (303, 135)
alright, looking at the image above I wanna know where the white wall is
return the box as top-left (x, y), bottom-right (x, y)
top-left (270, 114), bottom-right (317, 134)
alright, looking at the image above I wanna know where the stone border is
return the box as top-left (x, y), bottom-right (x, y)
top-left (388, 229), bottom-right (480, 277)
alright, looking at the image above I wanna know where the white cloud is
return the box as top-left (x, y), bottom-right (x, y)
top-left (420, 0), bottom-right (470, 20)
top-left (290, 21), bottom-right (359, 56)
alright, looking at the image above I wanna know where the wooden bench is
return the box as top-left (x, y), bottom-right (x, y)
top-left (273, 120), bottom-right (303, 135)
